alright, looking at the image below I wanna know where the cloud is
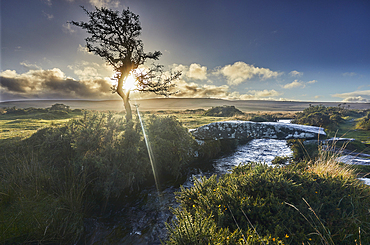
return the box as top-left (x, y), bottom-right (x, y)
top-left (171, 63), bottom-right (208, 80)
top-left (0, 68), bottom-right (114, 100)
top-left (332, 90), bottom-right (370, 102)
top-left (342, 96), bottom-right (368, 102)
top-left (68, 61), bottom-right (113, 80)
top-left (20, 62), bottom-right (42, 70)
top-left (342, 72), bottom-right (357, 77)
top-left (173, 80), bottom-right (229, 98)
top-left (216, 62), bottom-right (282, 85)
top-left (77, 44), bottom-right (93, 55)
top-left (283, 79), bottom-right (317, 89)
top-left (62, 23), bottom-right (76, 34)
top-left (239, 89), bottom-right (282, 100)
top-left (188, 63), bottom-right (207, 80)
top-left (168, 79), bottom-right (282, 100)
top-left (43, 0), bottom-right (52, 6)
top-left (289, 70), bottom-right (303, 77)
top-left (283, 80), bottom-right (305, 89)
top-left (42, 11), bottom-right (54, 20)
top-left (89, 0), bottom-right (120, 8)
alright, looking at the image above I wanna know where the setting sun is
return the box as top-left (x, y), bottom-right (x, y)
top-left (123, 73), bottom-right (137, 91)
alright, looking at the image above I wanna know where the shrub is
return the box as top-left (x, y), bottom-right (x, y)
top-left (26, 112), bottom-right (199, 198)
top-left (292, 105), bottom-right (344, 130)
top-left (1, 112), bottom-right (202, 244)
top-left (356, 111), bottom-right (370, 130)
top-left (249, 114), bottom-right (277, 122)
top-left (203, 106), bottom-right (244, 117)
top-left (271, 155), bottom-right (290, 165)
top-left (145, 115), bottom-right (198, 180)
top-left (168, 161), bottom-right (370, 244)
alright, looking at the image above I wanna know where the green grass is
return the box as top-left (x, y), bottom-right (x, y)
top-left (327, 117), bottom-right (370, 143)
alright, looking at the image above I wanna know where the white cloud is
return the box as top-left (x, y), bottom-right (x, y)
top-left (73, 67), bottom-right (100, 80)
top-left (43, 0), bottom-right (52, 6)
top-left (77, 44), bottom-right (93, 55)
top-left (283, 79), bottom-right (317, 89)
top-left (188, 63), bottom-right (207, 80)
top-left (216, 61), bottom-right (282, 85)
top-left (332, 90), bottom-right (370, 102)
top-left (62, 23), bottom-right (76, 34)
top-left (239, 89), bottom-right (282, 100)
top-left (68, 61), bottom-right (113, 80)
top-left (169, 79), bottom-right (282, 100)
top-left (342, 96), bottom-right (368, 102)
top-left (171, 63), bottom-right (208, 80)
top-left (89, 0), bottom-right (120, 8)
top-left (289, 70), bottom-right (303, 77)
top-left (42, 11), bottom-right (54, 20)
top-left (283, 80), bottom-right (305, 89)
top-left (20, 62), bottom-right (42, 70)
top-left (342, 72), bottom-right (357, 77)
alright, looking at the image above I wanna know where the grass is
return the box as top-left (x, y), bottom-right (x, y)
top-left (327, 117), bottom-right (370, 143)
top-left (1, 105), bottom-right (369, 244)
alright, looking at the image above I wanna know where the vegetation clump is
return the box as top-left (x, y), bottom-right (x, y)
top-left (356, 111), bottom-right (370, 130)
top-left (292, 105), bottom-right (345, 130)
top-left (249, 114), bottom-right (277, 122)
top-left (203, 106), bottom-right (244, 117)
top-left (166, 159), bottom-right (370, 244)
top-left (0, 112), bottom-right (201, 244)
top-left (1, 103), bottom-right (82, 120)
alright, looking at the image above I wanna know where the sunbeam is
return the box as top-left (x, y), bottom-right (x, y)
top-left (135, 104), bottom-right (160, 193)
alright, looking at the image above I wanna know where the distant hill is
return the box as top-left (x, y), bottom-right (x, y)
top-left (1, 98), bottom-right (369, 112)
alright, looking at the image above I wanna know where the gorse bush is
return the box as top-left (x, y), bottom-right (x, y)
top-left (292, 105), bottom-right (344, 130)
top-left (356, 111), bottom-right (370, 130)
top-left (26, 112), bottom-right (198, 197)
top-left (249, 114), bottom-right (277, 122)
top-left (146, 115), bottom-right (198, 180)
top-left (167, 161), bottom-right (370, 244)
top-left (203, 106), bottom-right (244, 117)
top-left (0, 112), bottom-right (199, 244)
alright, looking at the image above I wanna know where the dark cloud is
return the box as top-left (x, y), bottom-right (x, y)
top-left (0, 68), bottom-right (114, 100)
top-left (0, 76), bottom-right (32, 93)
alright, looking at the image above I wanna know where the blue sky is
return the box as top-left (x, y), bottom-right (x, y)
top-left (1, 0), bottom-right (370, 102)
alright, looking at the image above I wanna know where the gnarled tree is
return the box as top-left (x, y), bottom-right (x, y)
top-left (70, 7), bottom-right (180, 121)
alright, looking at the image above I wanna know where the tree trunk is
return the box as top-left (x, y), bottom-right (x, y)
top-left (116, 69), bottom-right (133, 122)
top-left (123, 91), bottom-right (132, 122)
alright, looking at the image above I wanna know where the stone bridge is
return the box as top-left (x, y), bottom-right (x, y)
top-left (191, 121), bottom-right (326, 141)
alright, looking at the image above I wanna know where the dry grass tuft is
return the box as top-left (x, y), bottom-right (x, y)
top-left (307, 142), bottom-right (356, 180)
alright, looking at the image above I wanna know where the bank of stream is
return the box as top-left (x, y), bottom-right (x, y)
top-left (81, 128), bottom-right (370, 245)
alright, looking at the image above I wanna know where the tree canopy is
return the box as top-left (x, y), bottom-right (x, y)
top-left (70, 6), bottom-right (180, 121)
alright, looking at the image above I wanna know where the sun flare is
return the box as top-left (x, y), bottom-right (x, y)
top-left (123, 73), bottom-right (137, 91)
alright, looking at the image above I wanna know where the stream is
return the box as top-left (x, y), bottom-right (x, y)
top-left (81, 127), bottom-right (370, 244)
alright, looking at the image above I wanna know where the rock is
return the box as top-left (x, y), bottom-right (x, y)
top-left (191, 120), bottom-right (326, 141)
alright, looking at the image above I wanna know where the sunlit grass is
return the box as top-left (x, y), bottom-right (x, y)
top-left (0, 119), bottom-right (74, 141)
top-left (307, 145), bottom-right (357, 181)
top-left (327, 117), bottom-right (370, 143)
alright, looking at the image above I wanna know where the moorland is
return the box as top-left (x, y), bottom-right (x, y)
top-left (1, 100), bottom-right (370, 244)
